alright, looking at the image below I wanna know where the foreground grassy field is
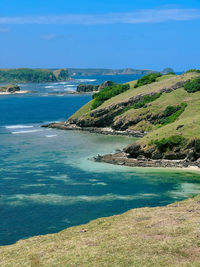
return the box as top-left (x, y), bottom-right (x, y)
top-left (1, 195), bottom-right (200, 267)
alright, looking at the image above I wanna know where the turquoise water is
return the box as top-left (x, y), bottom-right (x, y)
top-left (1, 76), bottom-right (200, 245)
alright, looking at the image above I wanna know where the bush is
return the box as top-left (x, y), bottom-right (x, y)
top-left (133, 93), bottom-right (162, 109)
top-left (91, 84), bottom-right (130, 110)
top-left (163, 105), bottom-right (179, 117)
top-left (152, 135), bottom-right (187, 153)
top-left (185, 69), bottom-right (200, 74)
top-left (167, 72), bottom-right (176, 75)
top-left (184, 78), bottom-right (200, 93)
top-left (159, 103), bottom-right (187, 126)
top-left (134, 73), bottom-right (162, 88)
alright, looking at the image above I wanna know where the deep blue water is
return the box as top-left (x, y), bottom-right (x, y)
top-left (0, 75), bottom-right (200, 246)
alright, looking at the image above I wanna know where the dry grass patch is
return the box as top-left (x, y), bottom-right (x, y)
top-left (1, 195), bottom-right (200, 266)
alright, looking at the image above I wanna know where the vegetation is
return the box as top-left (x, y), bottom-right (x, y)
top-left (91, 84), bottom-right (130, 110)
top-left (151, 135), bottom-right (187, 153)
top-left (0, 68), bottom-right (70, 83)
top-left (159, 103), bottom-right (187, 126)
top-left (133, 93), bottom-right (162, 109)
top-left (134, 73), bottom-right (162, 88)
top-left (184, 78), bottom-right (200, 93)
top-left (69, 71), bottom-right (200, 151)
top-left (1, 195), bottom-right (200, 266)
top-left (185, 69), bottom-right (200, 74)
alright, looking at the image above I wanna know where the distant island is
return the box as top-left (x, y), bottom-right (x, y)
top-left (0, 84), bottom-right (29, 95)
top-left (0, 68), bottom-right (70, 83)
top-left (67, 68), bottom-right (155, 76)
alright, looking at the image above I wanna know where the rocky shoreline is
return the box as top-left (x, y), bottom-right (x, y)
top-left (94, 151), bottom-right (200, 170)
top-left (42, 122), bottom-right (147, 137)
top-left (42, 122), bottom-right (200, 170)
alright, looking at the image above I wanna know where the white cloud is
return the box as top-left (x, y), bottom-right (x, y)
top-left (0, 9), bottom-right (199, 25)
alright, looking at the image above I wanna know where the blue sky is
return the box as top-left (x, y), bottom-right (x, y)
top-left (0, 0), bottom-right (200, 71)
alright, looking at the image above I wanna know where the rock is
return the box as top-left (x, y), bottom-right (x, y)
top-left (77, 81), bottom-right (116, 93)
top-left (77, 84), bottom-right (98, 93)
top-left (0, 84), bottom-right (20, 93)
top-left (151, 151), bottom-right (163, 160)
top-left (176, 125), bottom-right (184, 130)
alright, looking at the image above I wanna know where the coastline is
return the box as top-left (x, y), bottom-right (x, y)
top-left (42, 121), bottom-right (147, 138)
top-left (94, 151), bottom-right (200, 171)
top-left (43, 122), bottom-right (200, 171)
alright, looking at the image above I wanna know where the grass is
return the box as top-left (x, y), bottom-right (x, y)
top-left (1, 195), bottom-right (200, 266)
top-left (70, 72), bottom-right (200, 121)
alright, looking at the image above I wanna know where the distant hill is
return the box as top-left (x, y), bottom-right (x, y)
top-left (67, 68), bottom-right (155, 76)
top-left (0, 68), bottom-right (70, 83)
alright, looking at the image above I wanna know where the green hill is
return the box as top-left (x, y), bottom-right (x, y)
top-left (0, 68), bottom-right (70, 83)
top-left (42, 71), bottom-right (200, 168)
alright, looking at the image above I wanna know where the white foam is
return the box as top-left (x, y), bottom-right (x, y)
top-left (45, 86), bottom-right (55, 88)
top-left (75, 79), bottom-right (97, 83)
top-left (5, 125), bottom-right (34, 129)
top-left (64, 85), bottom-right (76, 87)
top-left (45, 135), bottom-right (57, 138)
top-left (0, 193), bottom-right (158, 206)
top-left (11, 130), bottom-right (43, 134)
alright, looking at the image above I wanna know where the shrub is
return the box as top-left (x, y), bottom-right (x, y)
top-left (133, 93), bottom-right (162, 109)
top-left (184, 78), bottom-right (200, 93)
top-left (159, 103), bottom-right (187, 126)
top-left (152, 135), bottom-right (187, 153)
top-left (185, 69), bottom-right (200, 74)
top-left (91, 84), bottom-right (130, 110)
top-left (134, 73), bottom-right (162, 88)
top-left (167, 72), bottom-right (176, 75)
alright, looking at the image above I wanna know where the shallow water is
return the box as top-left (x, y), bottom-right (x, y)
top-left (0, 76), bottom-right (200, 245)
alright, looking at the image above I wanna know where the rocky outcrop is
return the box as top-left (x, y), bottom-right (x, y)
top-left (0, 84), bottom-right (20, 93)
top-left (94, 152), bottom-right (200, 169)
top-left (94, 138), bottom-right (200, 169)
top-left (77, 81), bottom-right (116, 93)
top-left (42, 121), bottom-right (147, 137)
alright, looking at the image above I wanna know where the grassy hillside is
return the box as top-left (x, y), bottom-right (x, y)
top-left (1, 195), bottom-right (200, 266)
top-left (0, 68), bottom-right (70, 83)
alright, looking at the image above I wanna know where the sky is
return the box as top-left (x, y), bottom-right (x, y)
top-left (0, 0), bottom-right (200, 71)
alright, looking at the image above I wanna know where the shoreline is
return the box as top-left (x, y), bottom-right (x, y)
top-left (42, 121), bottom-right (147, 138)
top-left (43, 122), bottom-right (200, 171)
top-left (94, 152), bottom-right (200, 171)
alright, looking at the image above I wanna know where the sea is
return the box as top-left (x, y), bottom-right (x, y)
top-left (0, 74), bottom-right (200, 245)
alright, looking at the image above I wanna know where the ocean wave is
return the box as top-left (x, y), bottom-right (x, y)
top-left (75, 79), bottom-right (97, 83)
top-left (64, 85), bottom-right (76, 87)
top-left (11, 129), bottom-right (43, 134)
top-left (5, 125), bottom-right (34, 129)
top-left (45, 86), bottom-right (55, 88)
top-left (45, 135), bottom-right (58, 138)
